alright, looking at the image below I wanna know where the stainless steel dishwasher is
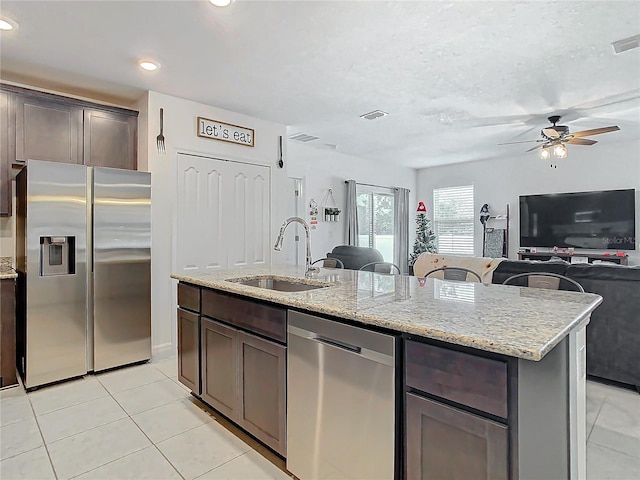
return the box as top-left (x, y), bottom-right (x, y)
top-left (287, 311), bottom-right (396, 480)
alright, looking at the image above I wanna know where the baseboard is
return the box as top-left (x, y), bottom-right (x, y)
top-left (152, 343), bottom-right (176, 361)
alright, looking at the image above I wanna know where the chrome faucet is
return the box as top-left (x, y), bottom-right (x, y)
top-left (274, 216), bottom-right (318, 277)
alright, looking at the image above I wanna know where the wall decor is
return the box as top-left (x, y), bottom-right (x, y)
top-left (309, 199), bottom-right (318, 229)
top-left (197, 116), bottom-right (254, 147)
top-left (321, 189), bottom-right (341, 222)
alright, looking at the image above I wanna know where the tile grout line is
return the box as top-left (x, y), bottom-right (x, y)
top-left (98, 375), bottom-right (186, 480)
top-left (30, 371), bottom-right (168, 479)
top-left (586, 396), bottom-right (605, 441)
top-left (26, 393), bottom-right (59, 480)
top-left (191, 451), bottom-right (249, 480)
top-left (103, 359), bottom-right (252, 479)
top-left (587, 439), bottom-right (640, 460)
top-left (27, 376), bottom-right (111, 417)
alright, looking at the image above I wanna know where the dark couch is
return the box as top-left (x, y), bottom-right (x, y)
top-left (491, 259), bottom-right (573, 288)
top-left (492, 259), bottom-right (640, 391)
top-left (326, 245), bottom-right (384, 270)
top-left (566, 264), bottom-right (640, 390)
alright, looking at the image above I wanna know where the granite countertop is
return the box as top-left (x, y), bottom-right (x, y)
top-left (171, 265), bottom-right (602, 361)
top-left (0, 266), bottom-right (17, 280)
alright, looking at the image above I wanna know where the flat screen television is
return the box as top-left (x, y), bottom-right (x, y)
top-left (519, 189), bottom-right (636, 250)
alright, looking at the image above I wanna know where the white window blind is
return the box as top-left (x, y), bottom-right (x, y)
top-left (433, 185), bottom-right (474, 256)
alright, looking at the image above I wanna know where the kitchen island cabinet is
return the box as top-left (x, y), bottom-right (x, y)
top-left (177, 307), bottom-right (199, 393)
top-left (406, 392), bottom-right (508, 479)
top-left (172, 266), bottom-right (601, 479)
top-left (177, 283), bottom-right (200, 392)
top-left (177, 283), bottom-right (287, 456)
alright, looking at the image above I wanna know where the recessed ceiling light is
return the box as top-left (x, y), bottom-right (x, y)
top-left (0, 17), bottom-right (19, 31)
top-left (138, 59), bottom-right (161, 72)
top-left (209, 0), bottom-right (234, 7)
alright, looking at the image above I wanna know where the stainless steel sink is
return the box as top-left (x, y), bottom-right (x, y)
top-left (226, 276), bottom-right (330, 292)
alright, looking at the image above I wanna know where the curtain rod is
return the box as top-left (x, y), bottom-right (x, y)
top-left (344, 180), bottom-right (410, 192)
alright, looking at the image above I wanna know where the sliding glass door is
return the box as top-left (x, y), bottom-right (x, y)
top-left (356, 186), bottom-right (394, 262)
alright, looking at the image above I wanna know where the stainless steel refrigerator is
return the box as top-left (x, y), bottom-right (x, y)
top-left (16, 160), bottom-right (151, 389)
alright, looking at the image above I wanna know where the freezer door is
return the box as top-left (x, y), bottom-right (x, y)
top-left (23, 160), bottom-right (88, 388)
top-left (92, 167), bottom-right (151, 372)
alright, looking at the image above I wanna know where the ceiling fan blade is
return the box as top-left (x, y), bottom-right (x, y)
top-left (497, 140), bottom-right (543, 145)
top-left (526, 144), bottom-right (545, 152)
top-left (571, 126), bottom-right (620, 138)
top-left (542, 127), bottom-right (560, 139)
top-left (566, 138), bottom-right (597, 146)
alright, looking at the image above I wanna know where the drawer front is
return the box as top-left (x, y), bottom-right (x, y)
top-left (406, 340), bottom-right (508, 418)
top-left (178, 283), bottom-right (200, 312)
top-left (201, 289), bottom-right (286, 343)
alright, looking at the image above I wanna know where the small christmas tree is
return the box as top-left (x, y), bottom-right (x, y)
top-left (409, 201), bottom-right (437, 266)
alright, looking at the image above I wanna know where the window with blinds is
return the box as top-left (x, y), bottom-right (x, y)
top-left (433, 185), bottom-right (474, 256)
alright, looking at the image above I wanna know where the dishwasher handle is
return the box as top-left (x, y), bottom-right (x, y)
top-left (288, 323), bottom-right (395, 367)
top-left (314, 335), bottom-right (362, 354)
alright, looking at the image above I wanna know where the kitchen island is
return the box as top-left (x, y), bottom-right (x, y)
top-left (171, 265), bottom-right (602, 480)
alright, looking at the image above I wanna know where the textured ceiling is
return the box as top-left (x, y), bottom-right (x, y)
top-left (1, 0), bottom-right (638, 169)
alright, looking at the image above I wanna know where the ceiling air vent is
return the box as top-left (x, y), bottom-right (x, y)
top-left (360, 109), bottom-right (388, 120)
top-left (612, 34), bottom-right (640, 54)
top-left (289, 133), bottom-right (319, 143)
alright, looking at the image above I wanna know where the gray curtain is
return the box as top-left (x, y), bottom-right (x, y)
top-left (345, 180), bottom-right (358, 246)
top-left (394, 187), bottom-right (410, 274)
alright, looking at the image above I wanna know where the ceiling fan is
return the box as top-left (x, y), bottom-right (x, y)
top-left (499, 115), bottom-right (620, 161)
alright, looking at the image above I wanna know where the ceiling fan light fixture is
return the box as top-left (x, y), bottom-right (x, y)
top-left (0, 16), bottom-right (19, 31)
top-left (553, 144), bottom-right (568, 159)
top-left (209, 0), bottom-right (234, 6)
top-left (540, 147), bottom-right (551, 160)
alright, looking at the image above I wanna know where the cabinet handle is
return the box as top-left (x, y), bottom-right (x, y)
top-left (313, 335), bottom-right (361, 354)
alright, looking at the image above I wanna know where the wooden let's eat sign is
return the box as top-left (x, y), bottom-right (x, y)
top-left (197, 116), bottom-right (255, 147)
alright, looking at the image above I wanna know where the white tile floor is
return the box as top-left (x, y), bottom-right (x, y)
top-left (0, 355), bottom-right (291, 480)
top-left (1, 356), bottom-right (638, 479)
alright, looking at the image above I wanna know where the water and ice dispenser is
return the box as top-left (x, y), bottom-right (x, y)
top-left (40, 236), bottom-right (75, 276)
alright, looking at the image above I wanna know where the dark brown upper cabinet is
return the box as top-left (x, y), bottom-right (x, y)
top-left (1, 91), bottom-right (10, 216)
top-left (0, 84), bottom-right (139, 216)
top-left (15, 95), bottom-right (83, 164)
top-left (83, 109), bottom-right (137, 170)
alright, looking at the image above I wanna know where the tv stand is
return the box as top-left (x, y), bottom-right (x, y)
top-left (517, 251), bottom-right (628, 266)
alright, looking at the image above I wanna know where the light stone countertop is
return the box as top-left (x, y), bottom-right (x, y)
top-left (171, 265), bottom-right (602, 361)
top-left (0, 266), bottom-right (17, 280)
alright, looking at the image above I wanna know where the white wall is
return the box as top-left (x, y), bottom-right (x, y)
top-left (416, 139), bottom-right (640, 265)
top-left (287, 142), bottom-right (417, 263)
top-left (141, 91), bottom-right (288, 351)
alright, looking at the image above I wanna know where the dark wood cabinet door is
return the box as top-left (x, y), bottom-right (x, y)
top-left (15, 96), bottom-right (82, 164)
top-left (406, 340), bottom-right (508, 418)
top-left (0, 279), bottom-right (17, 387)
top-left (201, 289), bottom-right (287, 343)
top-left (0, 91), bottom-right (10, 216)
top-left (406, 393), bottom-right (508, 480)
top-left (177, 308), bottom-right (200, 393)
top-left (201, 318), bottom-right (239, 421)
top-left (83, 109), bottom-right (137, 170)
top-left (238, 331), bottom-right (286, 456)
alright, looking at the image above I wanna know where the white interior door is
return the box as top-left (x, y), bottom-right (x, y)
top-left (176, 153), bottom-right (271, 273)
